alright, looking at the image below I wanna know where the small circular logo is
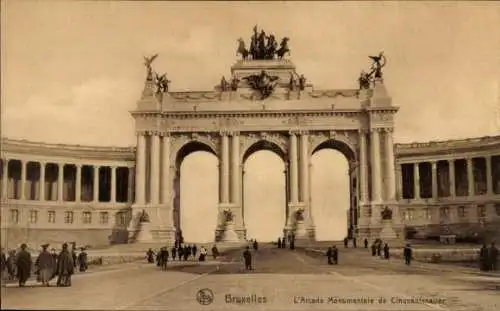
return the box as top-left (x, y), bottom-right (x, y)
top-left (196, 288), bottom-right (214, 305)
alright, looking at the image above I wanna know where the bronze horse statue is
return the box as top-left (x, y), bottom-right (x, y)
top-left (276, 37), bottom-right (290, 59)
top-left (236, 38), bottom-right (250, 60)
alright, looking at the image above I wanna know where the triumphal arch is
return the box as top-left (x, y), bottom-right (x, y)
top-left (128, 27), bottom-right (400, 242)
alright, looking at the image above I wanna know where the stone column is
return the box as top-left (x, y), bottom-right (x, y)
top-left (57, 163), bottom-right (64, 202)
top-left (384, 128), bottom-right (396, 201)
top-left (370, 129), bottom-right (382, 202)
top-left (161, 134), bottom-right (171, 205)
top-left (127, 167), bottom-right (135, 203)
top-left (485, 156), bottom-right (493, 195)
top-left (358, 130), bottom-right (369, 203)
top-left (431, 161), bottom-right (438, 200)
top-left (150, 133), bottom-right (161, 205)
top-left (449, 159), bottom-right (456, 197)
top-left (413, 163), bottom-right (420, 199)
top-left (230, 133), bottom-right (240, 204)
top-left (220, 132), bottom-right (230, 203)
top-left (135, 133), bottom-right (146, 205)
top-left (395, 165), bottom-right (403, 200)
top-left (299, 132), bottom-right (309, 203)
top-left (1, 159), bottom-right (8, 199)
top-left (93, 166), bottom-right (100, 202)
top-left (19, 160), bottom-right (27, 200)
top-left (110, 166), bottom-right (117, 203)
top-left (467, 158), bottom-right (475, 197)
top-left (75, 164), bottom-right (82, 202)
top-left (289, 131), bottom-right (299, 204)
top-left (39, 162), bottom-right (45, 201)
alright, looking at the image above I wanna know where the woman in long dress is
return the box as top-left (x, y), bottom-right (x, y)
top-left (56, 243), bottom-right (74, 287)
top-left (36, 244), bottom-right (55, 286)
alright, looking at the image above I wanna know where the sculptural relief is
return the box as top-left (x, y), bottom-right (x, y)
top-left (243, 70), bottom-right (280, 100)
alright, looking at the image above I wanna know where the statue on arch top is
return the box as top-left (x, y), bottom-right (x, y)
top-left (154, 72), bottom-right (171, 94)
top-left (358, 70), bottom-right (372, 90)
top-left (239, 25), bottom-right (291, 60)
top-left (368, 51), bottom-right (386, 79)
top-left (236, 38), bottom-right (250, 60)
top-left (143, 54), bottom-right (158, 79)
top-left (243, 70), bottom-right (279, 100)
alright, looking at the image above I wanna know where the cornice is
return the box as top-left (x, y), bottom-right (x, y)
top-left (1, 138), bottom-right (135, 161)
top-left (395, 135), bottom-right (500, 157)
top-left (131, 110), bottom-right (365, 119)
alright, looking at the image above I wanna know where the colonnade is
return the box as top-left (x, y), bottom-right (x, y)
top-left (0, 159), bottom-right (134, 203)
top-left (399, 155), bottom-right (500, 200)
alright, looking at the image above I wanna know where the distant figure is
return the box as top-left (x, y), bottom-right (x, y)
top-left (479, 244), bottom-right (489, 271)
top-left (16, 243), bottom-right (32, 287)
top-left (364, 238), bottom-right (368, 249)
top-left (171, 246), bottom-right (177, 261)
top-left (35, 244), bottom-right (55, 286)
top-left (56, 243), bottom-right (74, 287)
top-left (192, 245), bottom-right (198, 260)
top-left (383, 243), bottom-right (390, 260)
top-left (78, 248), bottom-right (88, 272)
top-left (183, 245), bottom-right (190, 261)
top-left (243, 246), bottom-right (252, 270)
top-left (489, 242), bottom-right (498, 271)
top-left (282, 236), bottom-right (287, 249)
top-left (326, 247), bottom-right (333, 265)
top-left (344, 237), bottom-right (348, 248)
top-left (199, 247), bottom-right (207, 262)
top-left (177, 245), bottom-right (184, 260)
top-left (290, 238), bottom-right (295, 250)
top-left (146, 248), bottom-right (155, 263)
top-left (253, 240), bottom-right (259, 251)
top-left (376, 243), bottom-right (382, 257)
top-left (403, 244), bottom-right (413, 266)
top-left (211, 245), bottom-right (219, 259)
top-left (371, 243), bottom-right (376, 256)
top-left (332, 246), bottom-right (338, 264)
top-left (277, 238), bottom-right (282, 249)
top-left (160, 247), bottom-right (169, 271)
top-left (353, 238), bottom-right (357, 248)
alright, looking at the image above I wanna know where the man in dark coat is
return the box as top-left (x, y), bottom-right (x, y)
top-left (282, 236), bottom-right (287, 249)
top-left (326, 247), bottom-right (333, 265)
top-left (56, 243), bottom-right (74, 287)
top-left (35, 244), bottom-right (56, 286)
top-left (177, 245), bottom-right (184, 260)
top-left (243, 246), bottom-right (252, 270)
top-left (211, 245), bottom-right (219, 259)
top-left (253, 240), bottom-right (259, 251)
top-left (159, 247), bottom-right (169, 271)
top-left (192, 245), bottom-right (198, 260)
top-left (332, 245), bottom-right (338, 264)
top-left (78, 248), bottom-right (88, 272)
top-left (15, 243), bottom-right (32, 287)
top-left (371, 243), bottom-right (376, 256)
top-left (146, 248), bottom-right (155, 263)
top-left (277, 238), bottom-right (282, 249)
top-left (344, 237), bottom-right (348, 248)
top-left (383, 243), bottom-right (390, 260)
top-left (171, 246), bottom-right (177, 261)
top-left (364, 238), bottom-right (368, 248)
top-left (183, 245), bottom-right (190, 261)
top-left (376, 242), bottom-right (382, 257)
top-left (489, 242), bottom-right (498, 271)
top-left (403, 244), bottom-right (413, 266)
top-left (479, 244), bottom-right (489, 271)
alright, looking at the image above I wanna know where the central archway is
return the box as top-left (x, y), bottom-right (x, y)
top-left (174, 141), bottom-right (219, 243)
top-left (242, 140), bottom-right (287, 242)
top-left (310, 139), bottom-right (356, 241)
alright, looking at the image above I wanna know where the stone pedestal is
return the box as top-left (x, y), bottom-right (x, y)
top-left (135, 222), bottom-right (154, 243)
top-left (221, 222), bottom-right (240, 242)
top-left (294, 220), bottom-right (308, 239)
top-left (379, 219), bottom-right (402, 246)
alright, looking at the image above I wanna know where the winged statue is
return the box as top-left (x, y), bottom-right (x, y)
top-left (154, 72), bottom-right (171, 94)
top-left (368, 51), bottom-right (386, 79)
top-left (143, 54), bottom-right (158, 76)
top-left (243, 70), bottom-right (279, 100)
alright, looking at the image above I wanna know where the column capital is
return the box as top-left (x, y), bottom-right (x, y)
top-left (369, 128), bottom-right (382, 133)
top-left (288, 130), bottom-right (299, 136)
top-left (298, 130), bottom-right (310, 135)
top-left (219, 130), bottom-right (231, 136)
top-left (230, 131), bottom-right (240, 136)
top-left (135, 131), bottom-right (147, 137)
top-left (383, 128), bottom-right (394, 133)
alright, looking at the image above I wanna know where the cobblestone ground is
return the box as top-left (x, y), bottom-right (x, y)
top-left (1, 244), bottom-right (499, 311)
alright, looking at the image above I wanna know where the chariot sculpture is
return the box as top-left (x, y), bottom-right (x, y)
top-left (237, 25), bottom-right (291, 60)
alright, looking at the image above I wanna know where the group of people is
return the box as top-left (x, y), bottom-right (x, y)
top-left (146, 243), bottom-right (216, 268)
top-left (479, 242), bottom-right (498, 271)
top-left (277, 234), bottom-right (296, 250)
top-left (0, 242), bottom-right (88, 287)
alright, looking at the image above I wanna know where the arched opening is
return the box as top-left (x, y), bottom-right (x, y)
top-left (174, 141), bottom-right (219, 243)
top-left (311, 140), bottom-right (356, 241)
top-left (243, 140), bottom-right (286, 242)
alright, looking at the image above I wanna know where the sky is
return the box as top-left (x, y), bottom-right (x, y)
top-left (2, 1), bottom-right (500, 241)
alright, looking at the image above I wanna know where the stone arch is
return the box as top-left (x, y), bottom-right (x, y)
top-left (174, 140), bottom-right (217, 168)
top-left (310, 137), bottom-right (357, 164)
top-left (242, 139), bottom-right (287, 163)
top-left (172, 135), bottom-right (219, 168)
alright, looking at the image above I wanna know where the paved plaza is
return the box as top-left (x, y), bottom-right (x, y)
top-left (1, 244), bottom-right (499, 311)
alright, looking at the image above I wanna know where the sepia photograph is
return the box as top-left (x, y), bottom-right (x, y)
top-left (1, 1), bottom-right (499, 310)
